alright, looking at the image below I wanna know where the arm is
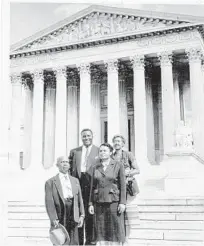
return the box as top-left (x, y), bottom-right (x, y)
top-left (45, 181), bottom-right (58, 223)
top-left (88, 165), bottom-right (95, 207)
top-left (127, 152), bottom-right (140, 177)
top-left (88, 165), bottom-right (96, 215)
top-left (77, 179), bottom-right (85, 228)
top-left (77, 179), bottom-right (85, 218)
top-left (119, 163), bottom-right (126, 205)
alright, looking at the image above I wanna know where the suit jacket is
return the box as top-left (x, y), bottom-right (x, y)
top-left (89, 159), bottom-right (126, 205)
top-left (69, 145), bottom-right (99, 179)
top-left (45, 174), bottom-right (85, 225)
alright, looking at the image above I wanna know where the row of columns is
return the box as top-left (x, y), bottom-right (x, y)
top-left (9, 47), bottom-right (204, 171)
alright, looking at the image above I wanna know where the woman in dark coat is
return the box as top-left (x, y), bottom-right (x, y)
top-left (88, 143), bottom-right (126, 246)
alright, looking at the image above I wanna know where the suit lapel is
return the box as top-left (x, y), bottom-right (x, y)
top-left (104, 159), bottom-right (115, 175)
top-left (69, 175), bottom-right (77, 196)
top-left (54, 174), bottom-right (65, 204)
top-left (76, 147), bottom-right (82, 175)
top-left (86, 145), bottom-right (98, 170)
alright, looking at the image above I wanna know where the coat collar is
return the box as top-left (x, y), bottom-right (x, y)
top-left (97, 159), bottom-right (115, 176)
top-left (53, 174), bottom-right (77, 203)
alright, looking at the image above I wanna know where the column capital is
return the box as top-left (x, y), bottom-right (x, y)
top-left (158, 51), bottom-right (172, 66)
top-left (10, 73), bottom-right (22, 85)
top-left (32, 69), bottom-right (44, 83)
top-left (105, 59), bottom-right (118, 73)
top-left (130, 55), bottom-right (145, 69)
top-left (186, 48), bottom-right (203, 63)
top-left (53, 66), bottom-right (67, 78)
top-left (22, 76), bottom-right (33, 90)
top-left (77, 63), bottom-right (90, 74)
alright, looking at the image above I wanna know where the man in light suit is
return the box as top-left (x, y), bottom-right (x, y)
top-left (45, 156), bottom-right (85, 245)
top-left (69, 129), bottom-right (99, 245)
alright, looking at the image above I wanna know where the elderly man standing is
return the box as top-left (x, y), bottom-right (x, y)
top-left (45, 156), bottom-right (85, 245)
top-left (69, 128), bottom-right (99, 245)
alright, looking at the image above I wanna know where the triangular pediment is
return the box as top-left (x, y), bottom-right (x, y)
top-left (11, 5), bottom-right (204, 54)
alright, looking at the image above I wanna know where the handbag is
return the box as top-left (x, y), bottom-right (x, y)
top-left (126, 177), bottom-right (140, 196)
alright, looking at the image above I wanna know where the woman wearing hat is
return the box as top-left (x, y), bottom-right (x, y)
top-left (45, 156), bottom-right (85, 245)
top-left (88, 143), bottom-right (126, 246)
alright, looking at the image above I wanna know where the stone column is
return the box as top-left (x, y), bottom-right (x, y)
top-left (21, 77), bottom-right (33, 169)
top-left (54, 67), bottom-right (67, 159)
top-left (173, 70), bottom-right (181, 128)
top-left (119, 64), bottom-right (128, 149)
top-left (78, 63), bottom-right (91, 142)
top-left (9, 73), bottom-right (22, 169)
top-left (66, 69), bottom-right (79, 154)
top-left (146, 72), bottom-right (156, 164)
top-left (159, 52), bottom-right (175, 154)
top-left (131, 55), bottom-right (148, 166)
top-left (186, 48), bottom-right (204, 158)
top-left (91, 66), bottom-right (102, 146)
top-left (105, 59), bottom-right (120, 143)
top-left (30, 69), bottom-right (45, 169)
top-left (43, 75), bottom-right (56, 169)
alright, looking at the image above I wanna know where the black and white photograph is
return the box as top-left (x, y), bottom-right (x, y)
top-left (1, 0), bottom-right (204, 245)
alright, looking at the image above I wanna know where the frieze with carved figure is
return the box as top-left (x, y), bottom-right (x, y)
top-left (15, 11), bottom-right (187, 53)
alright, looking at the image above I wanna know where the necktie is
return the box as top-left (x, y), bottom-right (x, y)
top-left (84, 147), bottom-right (89, 170)
top-left (64, 175), bottom-right (72, 197)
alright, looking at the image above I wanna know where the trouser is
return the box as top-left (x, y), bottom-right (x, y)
top-left (79, 172), bottom-right (96, 245)
top-left (62, 198), bottom-right (79, 245)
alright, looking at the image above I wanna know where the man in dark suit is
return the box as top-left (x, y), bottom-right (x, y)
top-left (69, 129), bottom-right (99, 245)
top-left (45, 156), bottom-right (85, 245)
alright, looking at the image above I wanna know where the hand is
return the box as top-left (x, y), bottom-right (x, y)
top-left (89, 205), bottom-right (94, 215)
top-left (52, 220), bottom-right (59, 228)
top-left (125, 169), bottom-right (130, 176)
top-left (118, 204), bottom-right (126, 214)
top-left (78, 216), bottom-right (84, 228)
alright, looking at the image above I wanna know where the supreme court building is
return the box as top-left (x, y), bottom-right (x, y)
top-left (8, 5), bottom-right (204, 198)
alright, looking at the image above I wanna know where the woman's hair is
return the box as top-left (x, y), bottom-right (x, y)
top-left (99, 143), bottom-right (113, 152)
top-left (112, 134), bottom-right (126, 144)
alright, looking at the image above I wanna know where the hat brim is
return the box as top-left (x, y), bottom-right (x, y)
top-left (50, 223), bottom-right (70, 245)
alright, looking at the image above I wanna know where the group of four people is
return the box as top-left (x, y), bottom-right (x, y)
top-left (45, 129), bottom-right (140, 246)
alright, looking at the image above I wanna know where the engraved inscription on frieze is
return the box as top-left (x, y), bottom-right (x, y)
top-left (17, 11), bottom-right (184, 52)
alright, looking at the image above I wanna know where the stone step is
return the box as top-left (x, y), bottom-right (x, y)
top-left (128, 220), bottom-right (204, 230)
top-left (128, 229), bottom-right (204, 241)
top-left (8, 227), bottom-right (48, 238)
top-left (127, 239), bottom-right (204, 246)
top-left (128, 205), bottom-right (204, 213)
top-left (137, 212), bottom-right (204, 221)
top-left (135, 199), bottom-right (204, 206)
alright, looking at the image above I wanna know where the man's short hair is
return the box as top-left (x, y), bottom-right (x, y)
top-left (112, 134), bottom-right (126, 144)
top-left (56, 156), bottom-right (69, 165)
top-left (81, 128), bottom-right (93, 135)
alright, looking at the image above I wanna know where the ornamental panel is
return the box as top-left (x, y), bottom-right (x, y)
top-left (14, 11), bottom-right (187, 53)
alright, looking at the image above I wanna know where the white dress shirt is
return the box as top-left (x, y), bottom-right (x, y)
top-left (80, 145), bottom-right (92, 173)
top-left (59, 173), bottom-right (73, 199)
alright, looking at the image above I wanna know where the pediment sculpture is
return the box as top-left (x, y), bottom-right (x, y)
top-left (16, 11), bottom-right (184, 52)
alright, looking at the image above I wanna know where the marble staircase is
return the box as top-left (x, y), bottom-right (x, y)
top-left (5, 198), bottom-right (204, 246)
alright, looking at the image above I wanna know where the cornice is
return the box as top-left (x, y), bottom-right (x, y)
top-left (10, 23), bottom-right (203, 60)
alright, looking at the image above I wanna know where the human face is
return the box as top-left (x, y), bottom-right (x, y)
top-left (81, 130), bottom-right (93, 147)
top-left (57, 159), bottom-right (70, 174)
top-left (113, 137), bottom-right (124, 150)
top-left (99, 145), bottom-right (111, 161)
